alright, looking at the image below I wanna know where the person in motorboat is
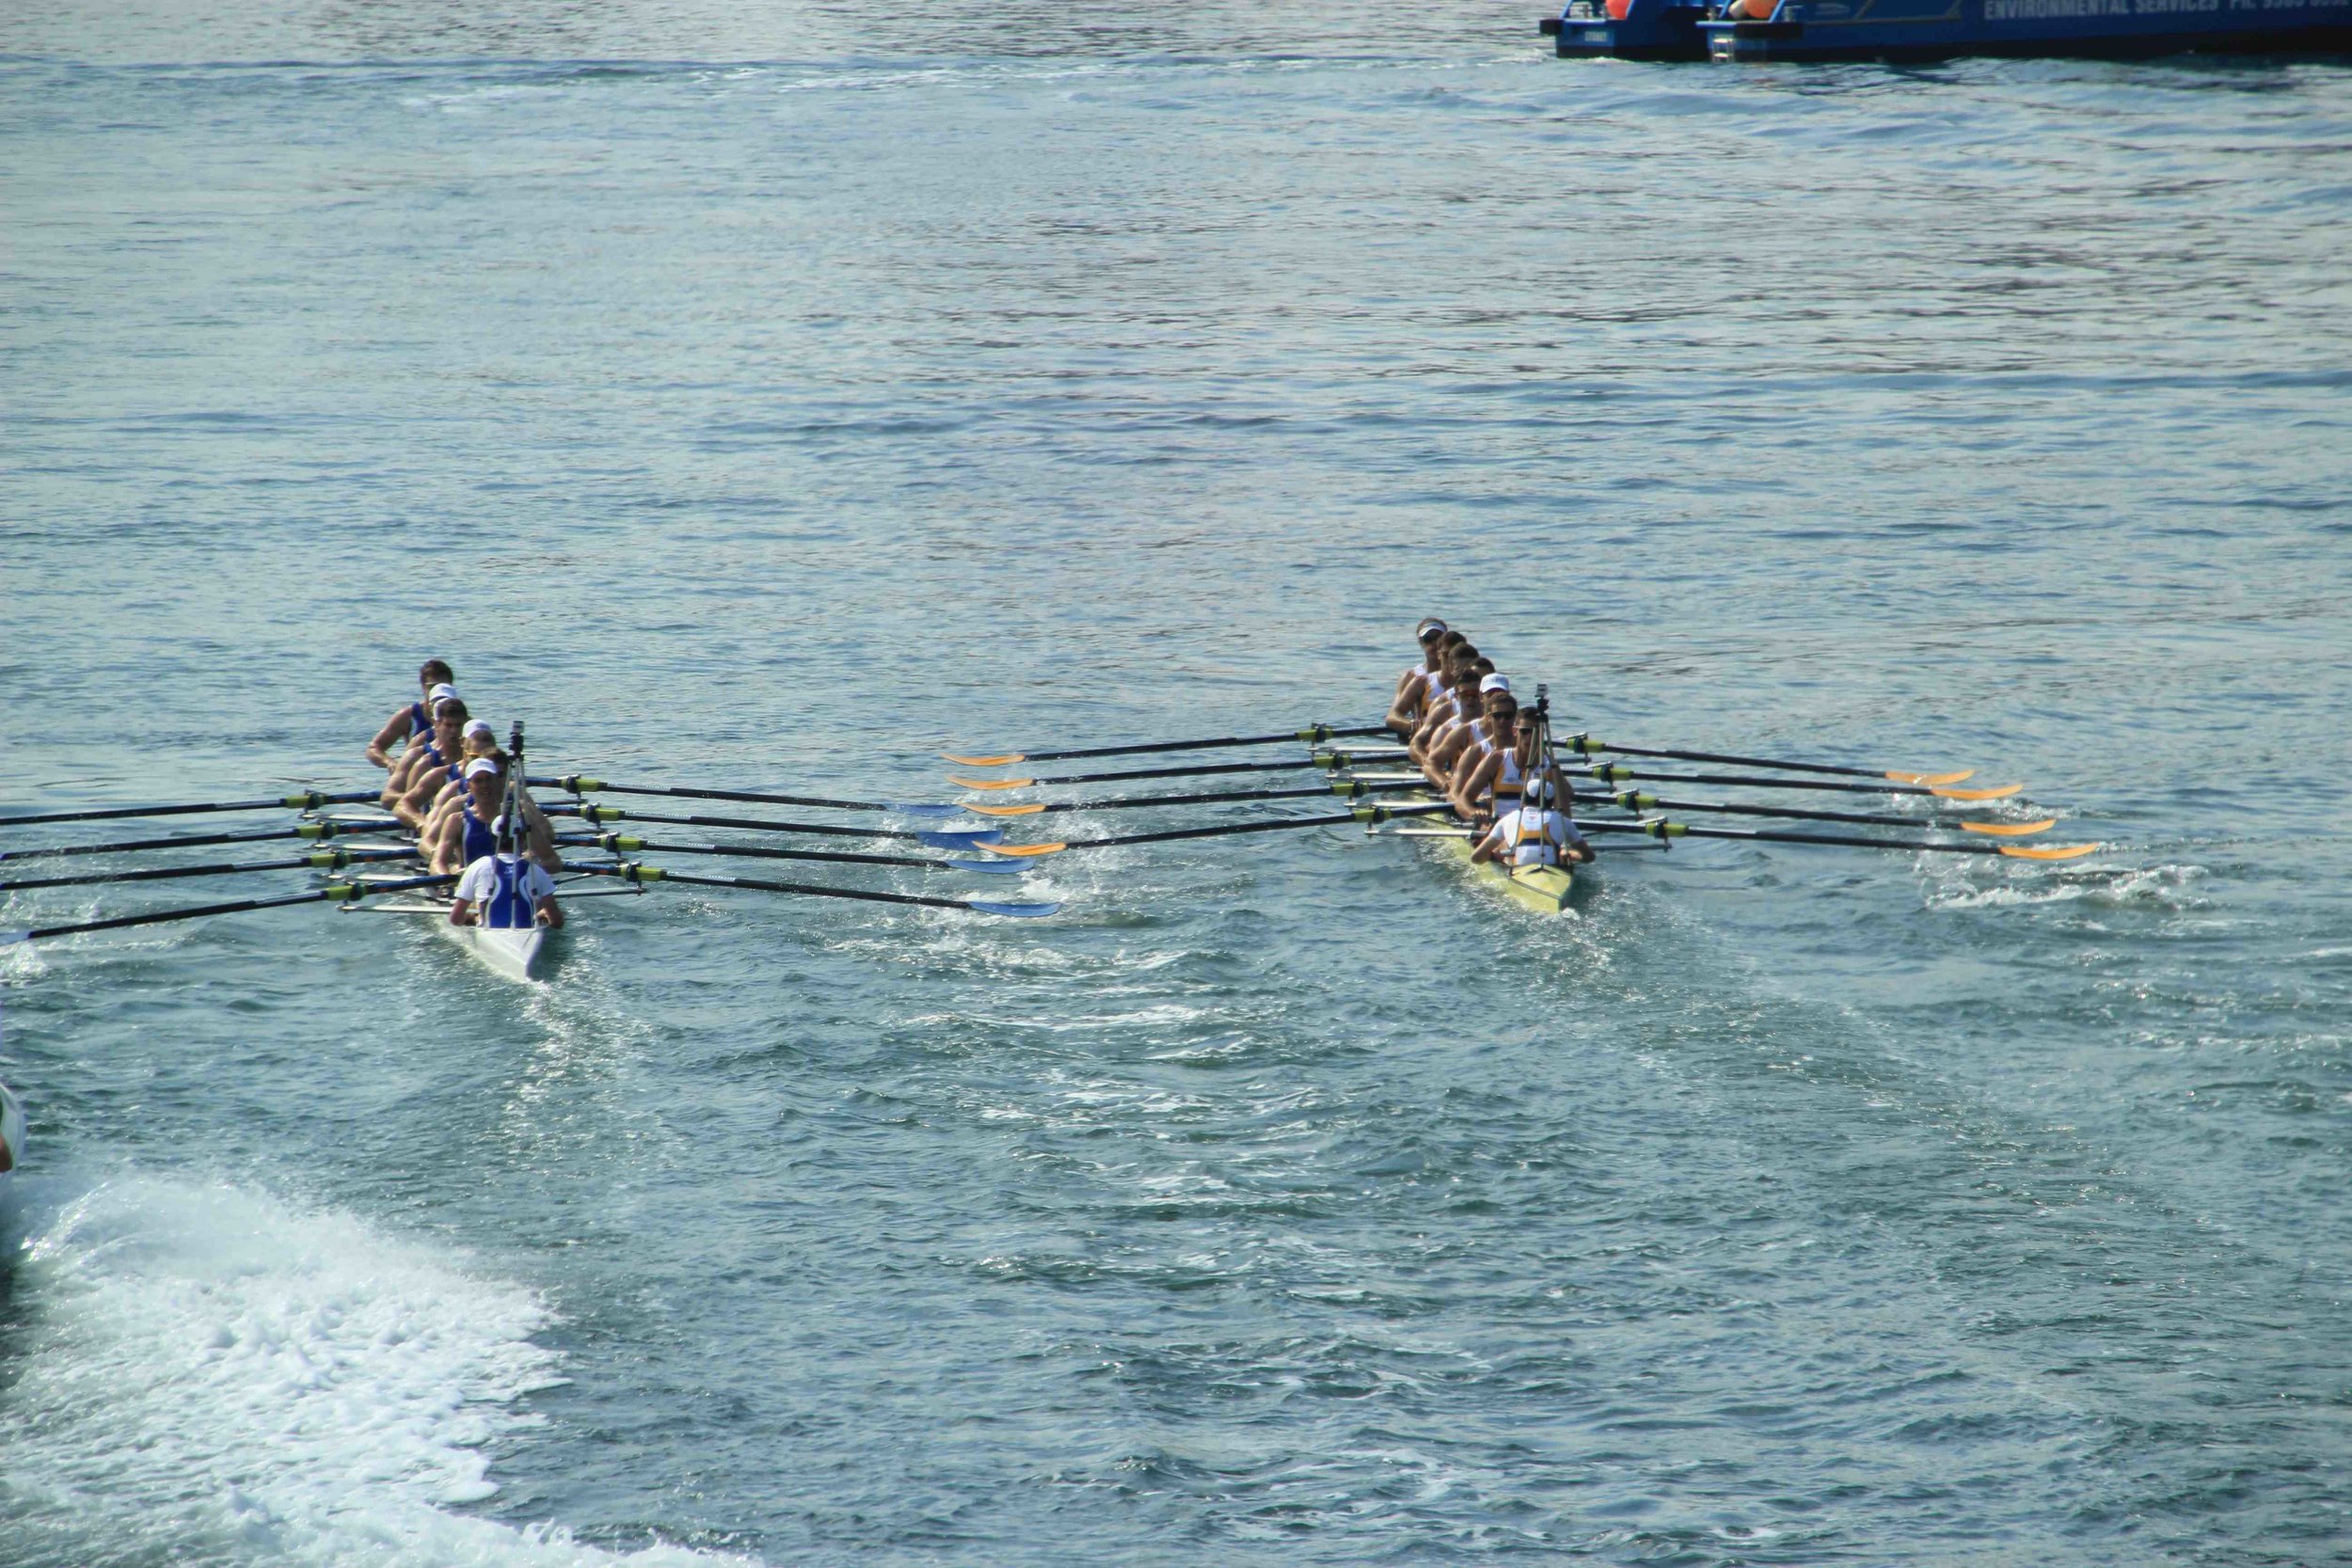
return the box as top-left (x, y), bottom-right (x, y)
top-left (1470, 774), bottom-right (1594, 868)
top-left (366, 659), bottom-right (454, 770)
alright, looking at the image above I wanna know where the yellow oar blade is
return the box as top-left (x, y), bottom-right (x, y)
top-left (966, 802), bottom-right (1047, 817)
top-left (1888, 768), bottom-right (1975, 785)
top-left (1960, 818), bottom-right (2057, 837)
top-left (1997, 842), bottom-right (2098, 861)
top-left (948, 776), bottom-right (1035, 791)
top-left (1933, 783), bottom-right (2022, 801)
top-left (942, 752), bottom-right (1023, 767)
top-left (984, 841), bottom-right (1064, 857)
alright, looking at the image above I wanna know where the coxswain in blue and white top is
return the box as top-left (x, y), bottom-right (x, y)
top-left (1471, 776), bottom-right (1593, 868)
top-left (367, 659), bottom-right (455, 770)
top-left (451, 850), bottom-right (563, 930)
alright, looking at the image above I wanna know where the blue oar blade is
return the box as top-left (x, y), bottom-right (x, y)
top-left (946, 859), bottom-right (1024, 875)
top-left (920, 829), bottom-right (1004, 848)
top-left (965, 899), bottom-right (1061, 918)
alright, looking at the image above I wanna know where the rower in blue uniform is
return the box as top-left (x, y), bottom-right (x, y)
top-left (367, 660), bottom-right (454, 771)
top-left (449, 773), bottom-right (564, 931)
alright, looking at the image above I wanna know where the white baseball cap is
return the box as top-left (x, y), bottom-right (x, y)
top-left (463, 758), bottom-right (501, 781)
top-left (1478, 673), bottom-right (1512, 695)
top-left (426, 683), bottom-right (459, 705)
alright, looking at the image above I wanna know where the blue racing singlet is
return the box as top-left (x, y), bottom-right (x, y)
top-left (458, 803), bottom-right (499, 866)
top-left (483, 856), bottom-right (534, 929)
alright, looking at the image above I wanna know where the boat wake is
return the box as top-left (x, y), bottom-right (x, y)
top-left (0, 1172), bottom-right (752, 1568)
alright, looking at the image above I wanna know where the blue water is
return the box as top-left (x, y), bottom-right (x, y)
top-left (5, 4), bottom-right (2351, 1563)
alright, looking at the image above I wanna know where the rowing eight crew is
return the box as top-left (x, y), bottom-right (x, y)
top-left (1387, 618), bottom-right (1596, 871)
top-left (367, 659), bottom-right (564, 931)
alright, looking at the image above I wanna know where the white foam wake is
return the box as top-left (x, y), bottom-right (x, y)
top-left (0, 1173), bottom-right (751, 1567)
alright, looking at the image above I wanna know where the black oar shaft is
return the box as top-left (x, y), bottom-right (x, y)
top-left (592, 864), bottom-right (987, 912)
top-left (988, 724), bottom-right (1391, 765)
top-left (550, 807), bottom-right (965, 845)
top-left (532, 776), bottom-right (902, 815)
top-left (1017, 780), bottom-right (1424, 816)
top-left (569, 834), bottom-right (953, 873)
top-left (1561, 737), bottom-right (1888, 779)
top-left (1565, 764), bottom-right (1956, 800)
top-left (1038, 799), bottom-right (1489, 850)
top-left (0, 789), bottom-right (379, 829)
top-left (1, 872), bottom-right (453, 943)
top-left (1577, 820), bottom-right (2016, 856)
top-left (0, 847), bottom-right (415, 894)
top-left (1014, 757), bottom-right (1326, 786)
top-left (1589, 793), bottom-right (1944, 831)
top-left (0, 825), bottom-right (339, 863)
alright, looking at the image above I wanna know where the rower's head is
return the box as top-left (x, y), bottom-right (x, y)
top-left (1524, 775), bottom-right (1559, 810)
top-left (463, 755), bottom-right (504, 813)
top-left (432, 695), bottom-right (469, 749)
top-left (1415, 618), bottom-right (1449, 658)
top-left (419, 659), bottom-right (454, 693)
top-left (461, 719), bottom-right (497, 758)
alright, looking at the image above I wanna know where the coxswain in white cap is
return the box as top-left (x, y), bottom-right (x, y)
top-left (367, 659), bottom-right (455, 771)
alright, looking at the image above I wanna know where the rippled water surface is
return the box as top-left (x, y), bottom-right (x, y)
top-left (4, 3), bottom-right (2350, 1563)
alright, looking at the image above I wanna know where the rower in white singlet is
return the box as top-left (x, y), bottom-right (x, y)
top-left (1387, 619), bottom-right (1454, 736)
top-left (1408, 652), bottom-right (1490, 764)
top-left (1471, 775), bottom-right (1593, 867)
top-left (1427, 672), bottom-right (1512, 786)
top-left (1449, 685), bottom-right (1528, 820)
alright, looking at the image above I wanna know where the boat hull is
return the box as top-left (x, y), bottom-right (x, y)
top-left (1545, 0), bottom-right (2352, 58)
top-left (0, 1081), bottom-right (24, 1175)
top-left (1393, 788), bottom-right (1581, 914)
top-left (434, 917), bottom-right (548, 983)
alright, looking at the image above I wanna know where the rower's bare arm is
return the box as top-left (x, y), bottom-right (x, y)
top-left (367, 709), bottom-right (411, 769)
top-left (448, 895), bottom-right (474, 927)
top-left (1470, 827), bottom-right (1502, 864)
top-left (537, 895), bottom-right (564, 929)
